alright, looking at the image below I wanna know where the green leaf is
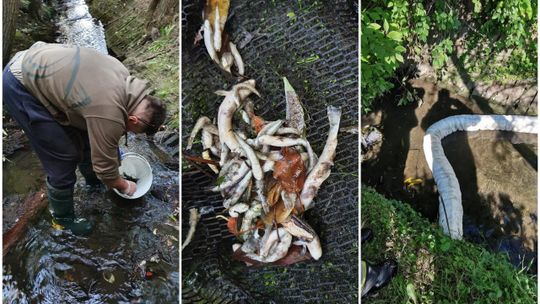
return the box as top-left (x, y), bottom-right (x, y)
top-left (387, 31), bottom-right (402, 41)
top-left (395, 53), bottom-right (404, 63)
top-left (286, 12), bottom-right (296, 20)
top-left (383, 19), bottom-right (389, 33)
top-left (406, 283), bottom-right (418, 304)
top-left (522, 1), bottom-right (533, 19)
top-left (440, 240), bottom-right (451, 252)
top-left (369, 23), bottom-right (381, 30)
top-left (395, 45), bottom-right (406, 52)
top-left (215, 175), bottom-right (225, 185)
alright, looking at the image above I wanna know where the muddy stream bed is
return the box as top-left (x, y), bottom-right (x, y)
top-left (362, 80), bottom-right (538, 271)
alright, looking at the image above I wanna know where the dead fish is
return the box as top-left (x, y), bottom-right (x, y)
top-left (256, 135), bottom-right (316, 171)
top-left (282, 215), bottom-right (322, 260)
top-left (211, 161), bottom-right (250, 192)
top-left (186, 116), bottom-right (218, 150)
top-left (340, 125), bottom-right (359, 134)
top-left (240, 203), bottom-right (262, 241)
top-left (234, 133), bottom-right (263, 180)
top-left (217, 80), bottom-right (260, 153)
top-left (229, 203), bottom-right (250, 217)
top-left (250, 228), bottom-right (292, 262)
top-left (223, 171), bottom-right (252, 208)
top-left (181, 208), bottom-right (200, 251)
top-left (300, 106), bottom-right (341, 210)
top-left (229, 42), bottom-right (244, 75)
top-left (203, 0), bottom-right (230, 52)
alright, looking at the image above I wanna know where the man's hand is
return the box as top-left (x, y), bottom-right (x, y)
top-left (122, 180), bottom-right (137, 196)
top-left (106, 176), bottom-right (138, 196)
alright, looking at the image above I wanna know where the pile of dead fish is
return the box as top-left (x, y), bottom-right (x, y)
top-left (184, 0), bottom-right (341, 265)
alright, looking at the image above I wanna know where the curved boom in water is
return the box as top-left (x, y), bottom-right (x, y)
top-left (423, 115), bottom-right (538, 239)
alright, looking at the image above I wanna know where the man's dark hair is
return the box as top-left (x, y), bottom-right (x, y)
top-left (143, 95), bottom-right (167, 135)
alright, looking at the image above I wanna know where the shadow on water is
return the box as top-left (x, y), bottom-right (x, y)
top-left (2, 136), bottom-right (179, 303)
top-left (362, 86), bottom-right (477, 218)
top-left (362, 80), bottom-right (537, 271)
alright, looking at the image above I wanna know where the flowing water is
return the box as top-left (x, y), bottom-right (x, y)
top-left (2, 135), bottom-right (179, 303)
top-left (55, 0), bottom-right (108, 54)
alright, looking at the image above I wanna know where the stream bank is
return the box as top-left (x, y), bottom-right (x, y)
top-left (362, 186), bottom-right (537, 303)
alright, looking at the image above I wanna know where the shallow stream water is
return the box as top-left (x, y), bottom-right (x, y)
top-left (3, 136), bottom-right (179, 303)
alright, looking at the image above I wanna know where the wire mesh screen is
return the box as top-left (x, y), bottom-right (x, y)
top-left (181, 1), bottom-right (358, 302)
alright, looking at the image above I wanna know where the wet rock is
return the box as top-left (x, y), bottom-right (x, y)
top-left (2, 129), bottom-right (26, 157)
top-left (2, 194), bottom-right (26, 232)
top-left (361, 126), bottom-right (382, 163)
top-left (150, 185), bottom-right (178, 204)
top-left (153, 130), bottom-right (180, 162)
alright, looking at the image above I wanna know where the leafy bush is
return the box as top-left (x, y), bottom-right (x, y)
top-left (361, 0), bottom-right (538, 112)
top-left (361, 1), bottom-right (409, 113)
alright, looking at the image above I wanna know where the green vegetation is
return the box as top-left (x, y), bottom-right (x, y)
top-left (361, 0), bottom-right (538, 112)
top-left (362, 186), bottom-right (537, 303)
top-left (89, 0), bottom-right (179, 129)
top-left (135, 24), bottom-right (179, 129)
top-left (9, 0), bottom-right (57, 58)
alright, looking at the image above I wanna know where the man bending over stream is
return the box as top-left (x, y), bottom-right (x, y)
top-left (3, 42), bottom-right (167, 235)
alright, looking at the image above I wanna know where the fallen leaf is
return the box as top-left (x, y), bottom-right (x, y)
top-left (64, 273), bottom-right (75, 282)
top-left (263, 199), bottom-right (292, 225)
top-left (103, 271), bottom-right (115, 284)
top-left (283, 77), bottom-right (305, 134)
top-left (266, 182), bottom-right (282, 207)
top-left (251, 114), bottom-right (266, 134)
top-left (227, 217), bottom-right (239, 236)
top-left (406, 283), bottom-right (418, 304)
top-left (273, 199), bottom-right (293, 224)
top-left (273, 147), bottom-right (306, 193)
top-left (273, 245), bottom-right (312, 265)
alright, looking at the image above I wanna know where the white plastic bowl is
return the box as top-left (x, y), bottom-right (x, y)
top-left (113, 152), bottom-right (153, 199)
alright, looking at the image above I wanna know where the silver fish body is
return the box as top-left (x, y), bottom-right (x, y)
top-left (300, 106), bottom-right (341, 210)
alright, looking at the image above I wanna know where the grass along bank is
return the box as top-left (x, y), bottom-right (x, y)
top-left (361, 186), bottom-right (536, 303)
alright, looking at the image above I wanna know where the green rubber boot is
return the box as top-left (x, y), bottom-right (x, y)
top-left (47, 179), bottom-right (93, 236)
top-left (78, 161), bottom-right (102, 187)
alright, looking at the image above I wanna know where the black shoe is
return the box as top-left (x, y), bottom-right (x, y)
top-left (361, 228), bottom-right (374, 244)
top-left (361, 259), bottom-right (398, 298)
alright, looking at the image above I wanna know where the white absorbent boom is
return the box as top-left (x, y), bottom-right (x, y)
top-left (423, 115), bottom-right (538, 239)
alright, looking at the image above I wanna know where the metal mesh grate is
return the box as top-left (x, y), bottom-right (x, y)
top-left (182, 1), bottom-right (358, 302)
